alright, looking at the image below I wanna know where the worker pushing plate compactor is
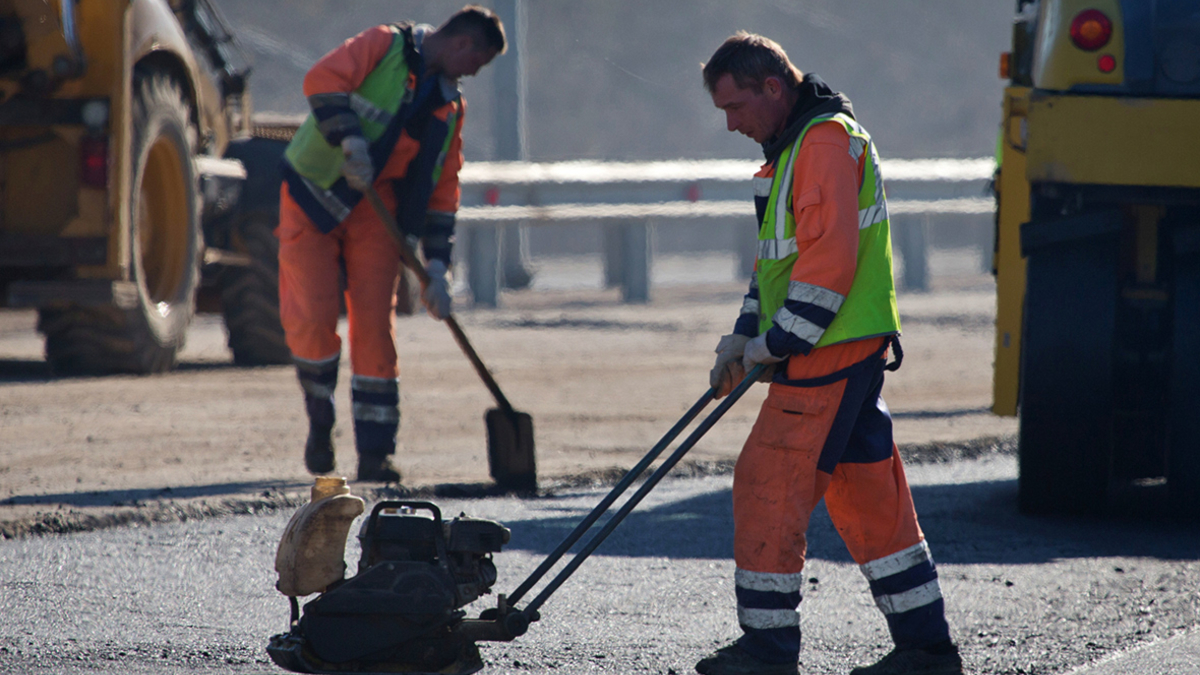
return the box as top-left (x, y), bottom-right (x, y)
top-left (267, 365), bottom-right (767, 675)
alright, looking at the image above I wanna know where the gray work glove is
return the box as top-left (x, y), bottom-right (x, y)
top-left (340, 135), bottom-right (373, 191)
top-left (710, 333), bottom-right (750, 399)
top-left (743, 333), bottom-right (785, 383)
top-left (421, 259), bottom-right (452, 321)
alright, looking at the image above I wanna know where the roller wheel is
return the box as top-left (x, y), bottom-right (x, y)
top-left (1168, 225), bottom-right (1200, 519)
top-left (1017, 209), bottom-right (1120, 515)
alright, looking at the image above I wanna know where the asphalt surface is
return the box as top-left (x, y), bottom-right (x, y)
top-left (0, 260), bottom-right (1017, 539)
top-left (1, 454), bottom-right (1198, 675)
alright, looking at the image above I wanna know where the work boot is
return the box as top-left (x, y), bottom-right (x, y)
top-left (296, 354), bottom-right (339, 475)
top-left (356, 454), bottom-right (401, 483)
top-left (694, 644), bottom-right (798, 675)
top-left (849, 642), bottom-right (963, 675)
top-left (304, 423), bottom-right (335, 475)
top-left (351, 375), bottom-right (401, 482)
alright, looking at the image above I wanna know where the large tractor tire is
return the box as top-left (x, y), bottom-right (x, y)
top-left (1017, 209), bottom-right (1121, 515)
top-left (38, 71), bottom-right (201, 375)
top-left (216, 209), bottom-right (290, 365)
top-left (216, 136), bottom-right (290, 365)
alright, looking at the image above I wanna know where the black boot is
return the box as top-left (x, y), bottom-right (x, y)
top-left (695, 643), bottom-right (798, 675)
top-left (304, 420), bottom-right (336, 474)
top-left (356, 453), bottom-right (401, 483)
top-left (352, 375), bottom-right (401, 483)
top-left (849, 642), bottom-right (963, 675)
top-left (296, 355), bottom-right (339, 475)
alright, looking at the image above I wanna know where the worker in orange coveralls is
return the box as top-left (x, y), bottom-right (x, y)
top-left (277, 7), bottom-right (504, 482)
top-left (695, 33), bottom-right (963, 675)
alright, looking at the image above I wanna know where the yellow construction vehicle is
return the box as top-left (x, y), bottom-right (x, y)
top-left (994, 0), bottom-right (1200, 516)
top-left (0, 0), bottom-right (289, 372)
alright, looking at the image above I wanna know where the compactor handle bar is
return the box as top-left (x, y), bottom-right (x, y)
top-left (511, 364), bottom-right (767, 616)
top-left (506, 387), bottom-right (716, 605)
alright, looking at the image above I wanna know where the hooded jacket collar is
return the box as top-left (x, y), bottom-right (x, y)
top-left (761, 73), bottom-right (855, 163)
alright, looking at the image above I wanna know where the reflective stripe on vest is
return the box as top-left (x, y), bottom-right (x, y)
top-left (282, 26), bottom-right (460, 233)
top-left (350, 92), bottom-right (396, 128)
top-left (284, 27), bottom-right (413, 191)
top-left (755, 113), bottom-right (901, 348)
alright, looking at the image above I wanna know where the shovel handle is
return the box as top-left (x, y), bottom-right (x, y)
top-left (362, 186), bottom-right (515, 413)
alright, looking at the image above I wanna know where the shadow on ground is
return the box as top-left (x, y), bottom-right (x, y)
top-left (0, 358), bottom-right (282, 384)
top-left (0, 480), bottom-right (309, 508)
top-left (498, 478), bottom-right (1200, 565)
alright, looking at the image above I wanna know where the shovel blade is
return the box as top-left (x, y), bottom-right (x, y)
top-left (486, 408), bottom-right (536, 491)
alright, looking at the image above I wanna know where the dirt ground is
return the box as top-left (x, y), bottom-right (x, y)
top-left (0, 269), bottom-right (1016, 538)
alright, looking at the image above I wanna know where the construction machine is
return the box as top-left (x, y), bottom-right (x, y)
top-left (266, 371), bottom-right (766, 675)
top-left (993, 0), bottom-right (1200, 516)
top-left (0, 0), bottom-right (289, 373)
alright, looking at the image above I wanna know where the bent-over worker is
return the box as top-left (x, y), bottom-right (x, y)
top-left (277, 6), bottom-right (504, 482)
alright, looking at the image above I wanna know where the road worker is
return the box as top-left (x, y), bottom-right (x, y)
top-left (277, 6), bottom-right (504, 482)
top-left (697, 33), bottom-right (963, 675)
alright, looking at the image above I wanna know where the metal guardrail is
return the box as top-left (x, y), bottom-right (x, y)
top-left (454, 158), bottom-right (996, 303)
top-left (456, 197), bottom-right (994, 222)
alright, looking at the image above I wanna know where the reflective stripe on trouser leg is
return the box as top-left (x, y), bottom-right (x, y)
top-left (735, 569), bottom-right (803, 664)
top-left (295, 353), bottom-right (339, 428)
top-left (732, 378), bottom-right (847, 664)
top-left (352, 375), bottom-right (399, 457)
top-left (859, 541), bottom-right (949, 649)
top-left (817, 356), bottom-right (950, 649)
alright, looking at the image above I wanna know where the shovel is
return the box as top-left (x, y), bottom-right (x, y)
top-left (363, 186), bottom-right (536, 491)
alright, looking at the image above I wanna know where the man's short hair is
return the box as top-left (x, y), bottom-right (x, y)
top-left (439, 5), bottom-right (507, 54)
top-left (702, 32), bottom-right (802, 94)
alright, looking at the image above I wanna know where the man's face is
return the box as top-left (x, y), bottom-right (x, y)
top-left (442, 36), bottom-right (499, 79)
top-left (710, 73), bottom-right (789, 144)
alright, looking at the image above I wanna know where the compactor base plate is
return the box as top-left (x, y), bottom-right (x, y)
top-left (267, 632), bottom-right (484, 675)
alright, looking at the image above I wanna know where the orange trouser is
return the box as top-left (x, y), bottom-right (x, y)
top-left (734, 340), bottom-right (922, 573)
top-left (732, 338), bottom-right (947, 661)
top-left (277, 184), bottom-right (401, 380)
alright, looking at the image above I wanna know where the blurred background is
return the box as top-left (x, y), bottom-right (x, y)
top-left (220, 0), bottom-right (1015, 297)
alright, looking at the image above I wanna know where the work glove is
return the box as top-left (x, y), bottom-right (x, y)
top-left (340, 135), bottom-right (373, 191)
top-left (710, 333), bottom-right (750, 399)
top-left (742, 333), bottom-right (785, 382)
top-left (421, 259), bottom-right (452, 320)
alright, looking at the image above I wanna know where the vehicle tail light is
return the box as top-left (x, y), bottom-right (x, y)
top-left (80, 135), bottom-right (107, 188)
top-left (1098, 54), bottom-right (1117, 73)
top-left (1070, 9), bottom-right (1112, 51)
top-left (1000, 51), bottom-right (1011, 79)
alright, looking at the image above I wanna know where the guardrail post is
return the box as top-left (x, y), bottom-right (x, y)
top-left (467, 225), bottom-right (499, 307)
top-left (501, 223), bottom-right (534, 289)
top-left (981, 211), bottom-right (997, 274)
top-left (736, 223), bottom-right (757, 279)
top-left (603, 225), bottom-right (624, 289)
top-left (491, 0), bottom-right (534, 292)
top-left (895, 213), bottom-right (929, 292)
top-left (621, 220), bottom-right (652, 303)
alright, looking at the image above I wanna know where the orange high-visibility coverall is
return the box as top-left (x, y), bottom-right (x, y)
top-left (731, 122), bottom-right (948, 664)
top-left (278, 25), bottom-right (465, 380)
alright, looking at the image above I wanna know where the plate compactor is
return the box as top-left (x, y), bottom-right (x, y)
top-left (267, 366), bottom-right (765, 675)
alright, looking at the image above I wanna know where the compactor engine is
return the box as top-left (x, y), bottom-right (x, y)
top-left (269, 501), bottom-right (512, 675)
